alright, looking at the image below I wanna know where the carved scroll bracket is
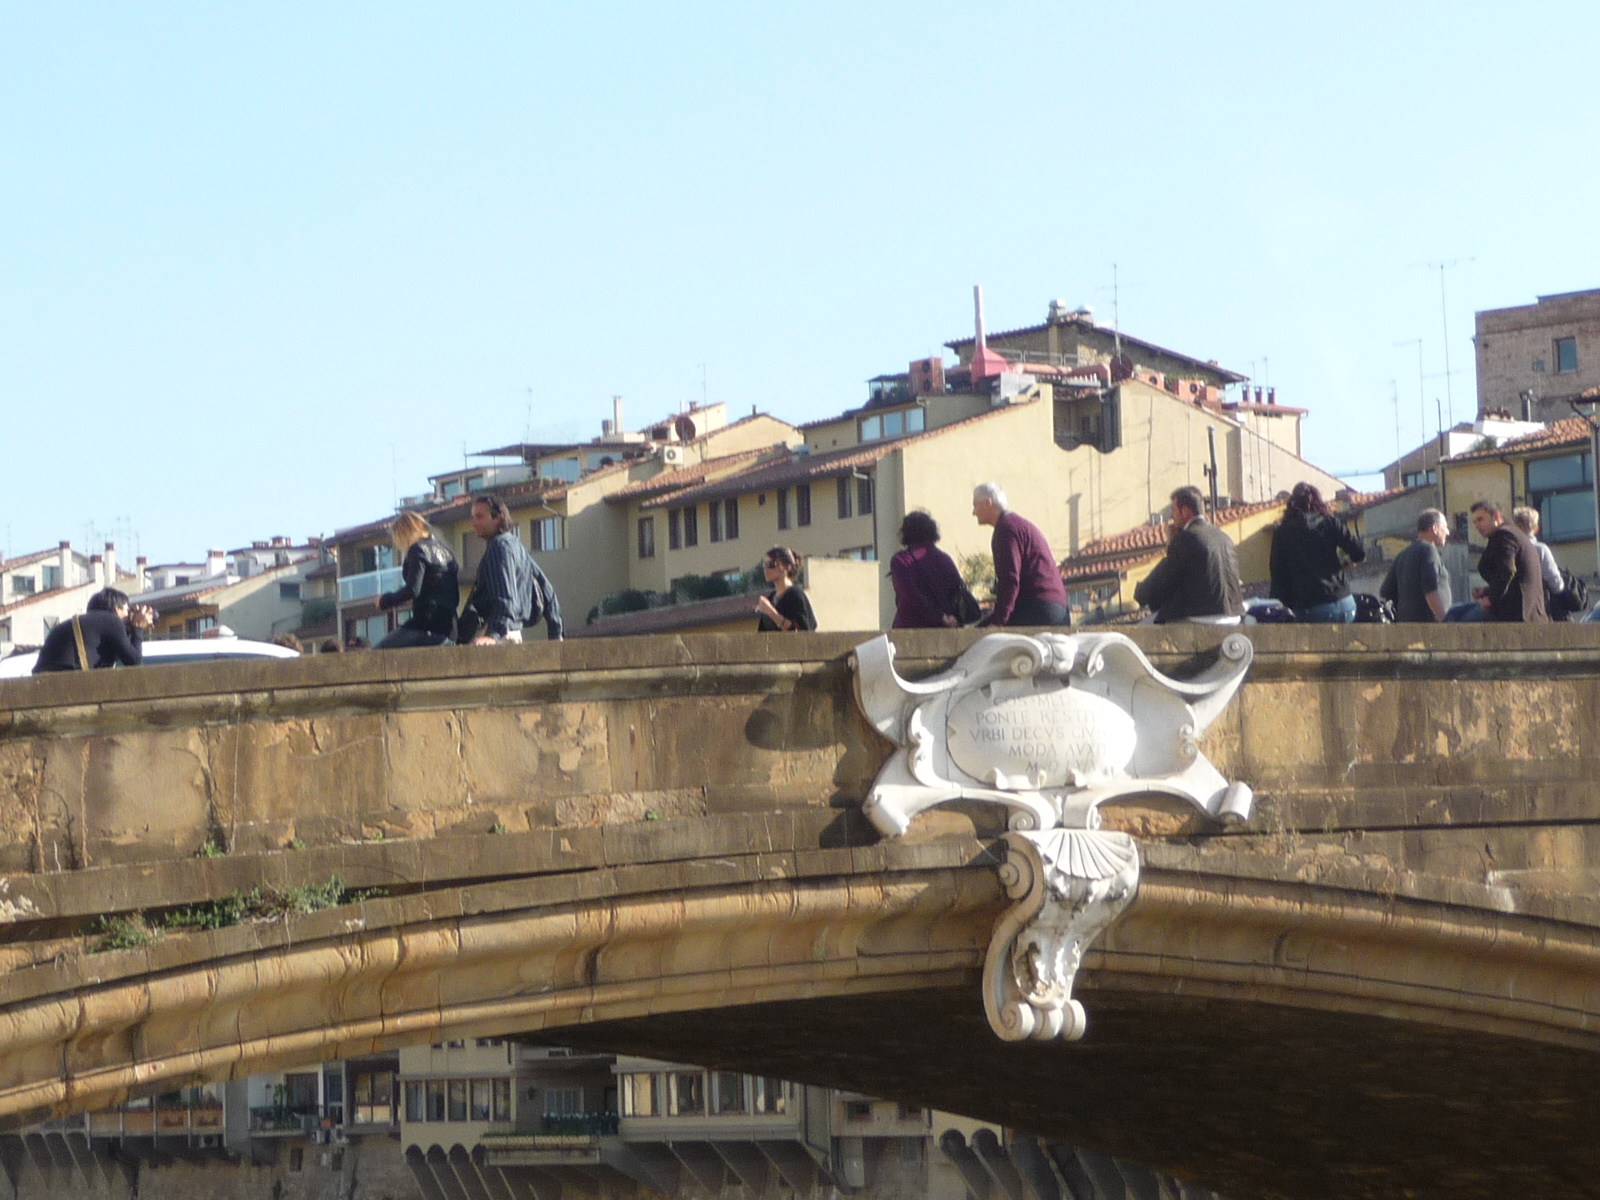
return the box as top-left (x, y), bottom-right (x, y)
top-left (983, 828), bottom-right (1139, 1041)
top-left (850, 630), bottom-right (1253, 1042)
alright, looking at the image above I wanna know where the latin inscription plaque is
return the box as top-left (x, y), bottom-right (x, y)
top-left (947, 681), bottom-right (1136, 789)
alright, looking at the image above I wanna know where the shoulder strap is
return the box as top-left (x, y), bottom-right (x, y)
top-left (71, 616), bottom-right (90, 671)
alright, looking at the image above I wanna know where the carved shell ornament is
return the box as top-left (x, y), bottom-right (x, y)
top-left (850, 630), bottom-right (1254, 1041)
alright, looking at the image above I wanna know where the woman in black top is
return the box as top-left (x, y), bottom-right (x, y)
top-left (755, 546), bottom-right (817, 632)
top-left (377, 512), bottom-right (460, 648)
top-left (1269, 482), bottom-right (1366, 622)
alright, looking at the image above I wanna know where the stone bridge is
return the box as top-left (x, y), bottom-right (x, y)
top-left (2, 628), bottom-right (1600, 1200)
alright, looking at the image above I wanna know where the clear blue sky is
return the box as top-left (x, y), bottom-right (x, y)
top-left (5, 2), bottom-right (1598, 564)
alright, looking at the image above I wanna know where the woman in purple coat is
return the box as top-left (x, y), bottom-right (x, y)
top-left (890, 511), bottom-right (966, 629)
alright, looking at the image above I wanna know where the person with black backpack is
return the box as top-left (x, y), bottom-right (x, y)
top-left (1512, 507), bottom-right (1583, 621)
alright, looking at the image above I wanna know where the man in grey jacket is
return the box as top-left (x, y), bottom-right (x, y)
top-left (460, 496), bottom-right (564, 643)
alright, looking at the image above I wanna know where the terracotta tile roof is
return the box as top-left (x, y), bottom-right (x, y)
top-left (0, 586), bottom-right (75, 617)
top-left (946, 319), bottom-right (1247, 384)
top-left (331, 515), bottom-right (412, 544)
top-left (1336, 484), bottom-right (1426, 516)
top-left (636, 443), bottom-right (894, 511)
top-left (631, 406), bottom-right (1020, 511)
top-left (331, 460), bottom-right (624, 539)
top-left (1057, 499), bottom-right (1282, 583)
top-left (604, 448), bottom-right (774, 504)
top-left (1441, 417), bottom-right (1592, 464)
top-left (473, 412), bottom-right (792, 465)
top-left (0, 547), bottom-right (64, 573)
top-left (568, 593), bottom-right (761, 638)
top-left (425, 479), bottom-right (572, 525)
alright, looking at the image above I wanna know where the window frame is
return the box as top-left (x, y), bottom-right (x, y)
top-left (796, 484), bottom-right (812, 527)
top-left (776, 488), bottom-right (790, 531)
top-left (712, 1071), bottom-right (746, 1115)
top-left (1555, 336), bottom-right (1579, 374)
top-left (667, 1072), bottom-right (704, 1116)
top-left (638, 516), bottom-right (656, 559)
top-left (531, 516), bottom-right (564, 552)
top-left (1527, 450), bottom-right (1595, 543)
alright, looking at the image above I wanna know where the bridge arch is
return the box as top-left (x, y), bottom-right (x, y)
top-left (3, 627), bottom-right (1600, 1196)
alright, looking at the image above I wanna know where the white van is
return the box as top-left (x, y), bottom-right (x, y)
top-left (0, 636), bottom-right (300, 680)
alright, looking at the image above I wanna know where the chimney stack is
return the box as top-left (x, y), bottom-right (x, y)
top-left (103, 542), bottom-right (116, 583)
top-left (136, 556), bottom-right (148, 591)
top-left (90, 554), bottom-right (104, 586)
top-left (613, 395), bottom-right (624, 438)
top-left (206, 548), bottom-right (226, 578)
top-left (58, 541), bottom-right (72, 588)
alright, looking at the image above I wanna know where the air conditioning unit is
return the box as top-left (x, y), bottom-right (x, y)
top-left (659, 445), bottom-right (684, 465)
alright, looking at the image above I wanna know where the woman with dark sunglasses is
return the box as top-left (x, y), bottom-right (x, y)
top-left (755, 546), bottom-right (816, 632)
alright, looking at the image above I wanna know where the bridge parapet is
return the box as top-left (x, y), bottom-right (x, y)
top-left (4, 626), bottom-right (1600, 1196)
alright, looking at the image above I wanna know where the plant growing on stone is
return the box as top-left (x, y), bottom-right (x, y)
top-left (88, 915), bottom-right (155, 952)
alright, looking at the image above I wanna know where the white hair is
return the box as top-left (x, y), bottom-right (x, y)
top-left (973, 482), bottom-right (1008, 511)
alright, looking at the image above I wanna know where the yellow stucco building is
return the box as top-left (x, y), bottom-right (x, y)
top-left (1437, 416), bottom-right (1598, 579)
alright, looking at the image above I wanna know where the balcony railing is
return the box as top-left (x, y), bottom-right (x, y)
top-left (479, 1113), bottom-right (620, 1157)
top-left (541, 1112), bottom-right (619, 1136)
top-left (338, 567), bottom-right (403, 605)
top-left (249, 1104), bottom-right (322, 1133)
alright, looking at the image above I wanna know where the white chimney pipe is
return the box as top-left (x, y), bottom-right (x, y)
top-left (613, 395), bottom-right (624, 437)
top-left (103, 542), bottom-right (116, 584)
top-left (206, 548), bottom-right (226, 578)
top-left (974, 285), bottom-right (988, 352)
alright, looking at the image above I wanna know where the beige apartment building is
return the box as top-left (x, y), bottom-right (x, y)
top-left (1476, 288), bottom-right (1600, 422)
top-left (321, 299), bottom-right (1348, 638)
top-left (606, 364), bottom-right (1341, 629)
top-left (9, 1042), bottom-right (1223, 1200)
top-left (1439, 415), bottom-right (1599, 579)
top-left (323, 404), bottom-right (800, 642)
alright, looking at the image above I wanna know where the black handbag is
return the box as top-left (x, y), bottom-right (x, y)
top-left (951, 585), bottom-right (982, 626)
